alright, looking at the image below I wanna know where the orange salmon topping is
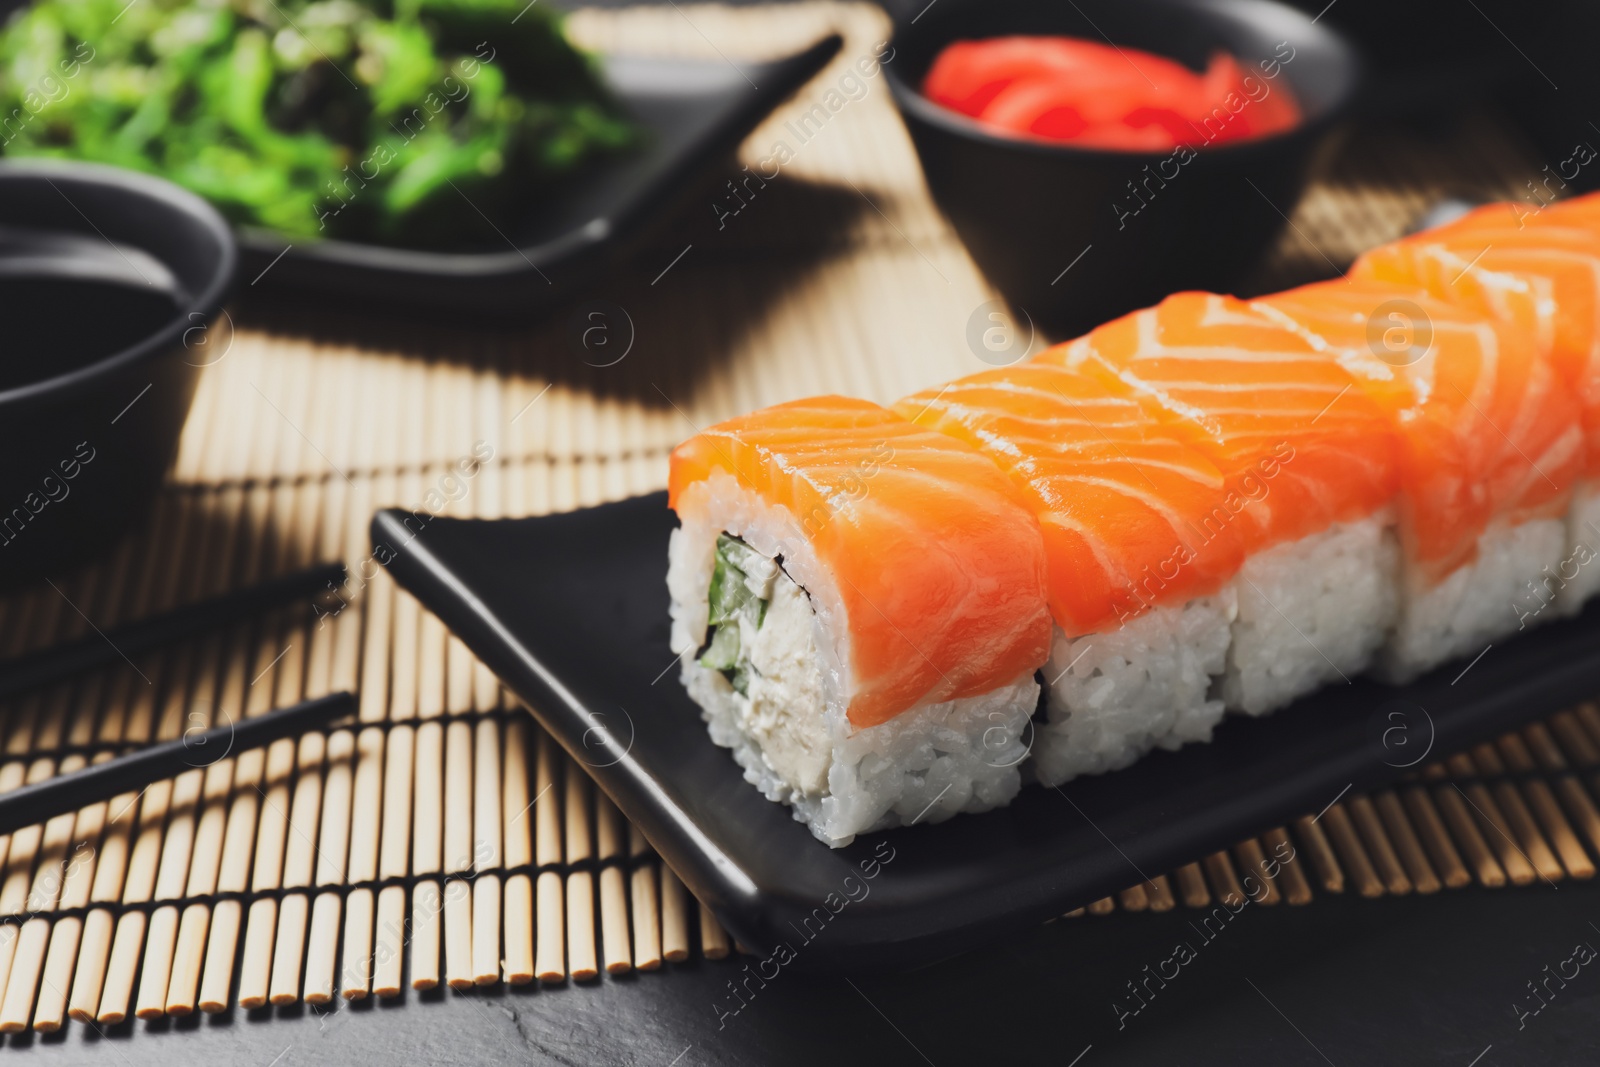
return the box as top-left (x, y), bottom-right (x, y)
top-left (1353, 201), bottom-right (1600, 479)
top-left (1037, 292), bottom-right (1400, 554)
top-left (1258, 279), bottom-right (1582, 579)
top-left (669, 395), bottom-right (1051, 728)
top-left (897, 364), bottom-right (1244, 635)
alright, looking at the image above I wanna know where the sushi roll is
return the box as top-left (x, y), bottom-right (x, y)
top-left (1351, 198), bottom-right (1600, 612)
top-left (896, 364), bottom-right (1245, 784)
top-left (667, 395), bottom-right (1053, 847)
top-left (1038, 292), bottom-right (1402, 715)
top-left (1256, 279), bottom-right (1583, 677)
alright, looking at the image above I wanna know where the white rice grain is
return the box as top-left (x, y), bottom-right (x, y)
top-left (1557, 481), bottom-right (1600, 615)
top-left (1032, 594), bottom-right (1234, 786)
top-left (1379, 517), bottom-right (1567, 682)
top-left (1224, 514), bottom-right (1400, 715)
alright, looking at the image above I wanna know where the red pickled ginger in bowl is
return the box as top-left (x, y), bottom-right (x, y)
top-left (922, 36), bottom-right (1302, 151)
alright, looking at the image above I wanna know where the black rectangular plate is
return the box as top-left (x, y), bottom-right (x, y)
top-left (374, 494), bottom-right (1600, 971)
top-left (238, 37), bottom-right (840, 313)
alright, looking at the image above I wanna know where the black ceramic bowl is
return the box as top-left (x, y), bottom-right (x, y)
top-left (0, 160), bottom-right (236, 585)
top-left (886, 0), bottom-right (1359, 337)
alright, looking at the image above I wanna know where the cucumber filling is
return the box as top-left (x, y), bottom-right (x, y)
top-left (699, 533), bottom-right (777, 694)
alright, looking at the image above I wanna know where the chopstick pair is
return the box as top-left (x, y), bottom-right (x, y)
top-left (0, 560), bottom-right (353, 837)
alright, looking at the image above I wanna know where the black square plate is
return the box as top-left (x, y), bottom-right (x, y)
top-left (240, 36), bottom-right (841, 312)
top-left (374, 494), bottom-right (1600, 971)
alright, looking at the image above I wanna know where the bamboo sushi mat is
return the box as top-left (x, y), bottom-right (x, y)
top-left (0, 0), bottom-right (1582, 1038)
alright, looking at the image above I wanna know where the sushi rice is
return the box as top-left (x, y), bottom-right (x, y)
top-left (1383, 517), bottom-right (1569, 680)
top-left (1557, 484), bottom-right (1600, 613)
top-left (1222, 514), bottom-right (1399, 713)
top-left (1036, 595), bottom-right (1234, 783)
top-left (668, 472), bottom-right (1036, 847)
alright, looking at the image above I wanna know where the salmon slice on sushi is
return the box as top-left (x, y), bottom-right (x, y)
top-left (1039, 292), bottom-right (1402, 715)
top-left (667, 395), bottom-right (1053, 847)
top-left (1257, 279), bottom-right (1583, 677)
top-left (896, 364), bottom-right (1245, 784)
top-left (1351, 199), bottom-right (1600, 610)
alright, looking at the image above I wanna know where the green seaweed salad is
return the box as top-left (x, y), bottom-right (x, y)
top-left (0, 0), bottom-right (634, 244)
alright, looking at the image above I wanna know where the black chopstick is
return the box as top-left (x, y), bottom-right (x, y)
top-left (0, 691), bottom-right (355, 839)
top-left (0, 561), bottom-right (347, 702)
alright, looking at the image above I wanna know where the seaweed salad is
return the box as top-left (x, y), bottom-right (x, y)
top-left (0, 0), bottom-right (634, 244)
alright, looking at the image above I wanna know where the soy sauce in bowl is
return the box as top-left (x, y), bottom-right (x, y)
top-left (0, 228), bottom-right (185, 391)
top-left (0, 160), bottom-right (236, 586)
top-left (0, 279), bottom-right (183, 391)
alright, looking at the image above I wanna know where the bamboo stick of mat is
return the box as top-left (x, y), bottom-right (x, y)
top-left (699, 904), bottom-right (731, 961)
top-left (369, 440), bottom-right (413, 996)
top-left (596, 790), bottom-right (633, 975)
top-left (442, 716), bottom-right (475, 990)
top-left (301, 438), bottom-right (361, 1006)
top-left (629, 824), bottom-right (661, 972)
top-left (1172, 863), bottom-right (1210, 908)
top-left (565, 758), bottom-right (598, 982)
top-left (304, 728), bottom-right (355, 1004)
top-left (410, 713), bottom-right (445, 992)
top-left (534, 730), bottom-right (565, 983)
top-left (1141, 875), bottom-right (1176, 913)
top-left (340, 725), bottom-right (384, 999)
top-left (502, 715), bottom-right (536, 985)
top-left (472, 716), bottom-right (504, 985)
top-left (1231, 839), bottom-right (1280, 906)
top-left (660, 865), bottom-right (692, 964)
top-left (373, 710), bottom-right (414, 997)
top-left (470, 439), bottom-right (506, 987)
top-left (495, 451), bottom-right (539, 989)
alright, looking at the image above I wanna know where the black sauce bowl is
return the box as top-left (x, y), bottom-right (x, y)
top-left (0, 160), bottom-right (236, 585)
top-left (885, 0), bottom-right (1359, 337)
